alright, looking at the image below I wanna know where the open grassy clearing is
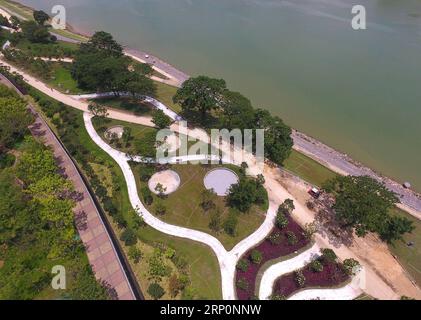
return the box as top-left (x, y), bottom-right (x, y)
top-left (283, 149), bottom-right (338, 187)
top-left (93, 96), bottom-right (155, 117)
top-left (388, 207), bottom-right (421, 288)
top-left (155, 81), bottom-right (182, 113)
top-left (132, 163), bottom-right (267, 250)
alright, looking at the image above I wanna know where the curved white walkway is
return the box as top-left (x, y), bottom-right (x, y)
top-left (259, 244), bottom-right (321, 300)
top-left (73, 92), bottom-right (181, 121)
top-left (288, 279), bottom-right (361, 300)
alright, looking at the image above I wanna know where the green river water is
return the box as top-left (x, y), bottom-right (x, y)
top-left (19, 0), bottom-right (421, 191)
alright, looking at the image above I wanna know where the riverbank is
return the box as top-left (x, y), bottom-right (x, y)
top-left (1, 1), bottom-right (420, 215)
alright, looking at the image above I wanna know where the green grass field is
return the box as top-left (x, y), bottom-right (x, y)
top-left (388, 208), bottom-right (421, 287)
top-left (48, 64), bottom-right (85, 94)
top-left (283, 149), bottom-right (338, 187)
top-left (29, 91), bottom-right (223, 299)
top-left (133, 163), bottom-right (266, 251)
top-left (155, 81), bottom-right (182, 113)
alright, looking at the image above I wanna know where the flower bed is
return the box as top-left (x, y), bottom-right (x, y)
top-left (272, 259), bottom-right (350, 299)
top-left (235, 215), bottom-right (310, 300)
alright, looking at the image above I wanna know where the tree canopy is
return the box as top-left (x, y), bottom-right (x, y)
top-left (173, 76), bottom-right (293, 165)
top-left (72, 32), bottom-right (156, 96)
top-left (0, 95), bottom-right (33, 154)
top-left (33, 10), bottom-right (50, 26)
top-left (173, 76), bottom-right (226, 124)
top-left (323, 175), bottom-right (413, 242)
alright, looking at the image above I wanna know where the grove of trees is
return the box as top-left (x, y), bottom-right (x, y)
top-left (72, 31), bottom-right (156, 96)
top-left (323, 175), bottom-right (414, 243)
top-left (173, 76), bottom-right (293, 165)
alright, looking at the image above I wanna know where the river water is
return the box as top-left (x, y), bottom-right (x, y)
top-left (19, 0), bottom-right (421, 191)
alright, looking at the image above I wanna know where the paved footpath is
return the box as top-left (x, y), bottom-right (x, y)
top-left (0, 74), bottom-right (136, 300)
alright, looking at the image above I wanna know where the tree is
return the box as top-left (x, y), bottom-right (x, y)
top-left (322, 175), bottom-right (410, 241)
top-left (0, 14), bottom-right (11, 27)
top-left (122, 127), bottom-right (132, 147)
top-left (21, 20), bottom-right (52, 43)
top-left (140, 186), bottom-right (153, 205)
top-left (220, 91), bottom-right (255, 130)
top-left (154, 183), bottom-right (167, 198)
top-left (227, 178), bottom-right (266, 212)
top-left (237, 259), bottom-right (250, 272)
top-left (250, 249), bottom-right (263, 264)
top-left (134, 63), bottom-right (154, 76)
top-left (380, 216), bottom-right (415, 243)
top-left (152, 109), bottom-right (172, 129)
top-left (173, 76), bottom-right (227, 125)
top-left (294, 270), bottom-right (306, 287)
top-left (342, 258), bottom-right (361, 276)
top-left (276, 212), bottom-right (289, 229)
top-left (10, 16), bottom-right (21, 29)
top-left (223, 213), bottom-right (238, 236)
top-left (321, 248), bottom-right (337, 263)
top-left (209, 210), bottom-right (222, 232)
top-left (310, 260), bottom-right (324, 273)
top-left (147, 283), bottom-right (165, 300)
top-left (120, 228), bottom-right (137, 246)
top-left (88, 103), bottom-right (108, 120)
top-left (80, 31), bottom-right (123, 57)
top-left (0, 97), bottom-right (33, 154)
top-left (278, 199), bottom-right (295, 215)
top-left (201, 189), bottom-right (216, 211)
top-left (155, 200), bottom-right (167, 215)
top-left (128, 246), bottom-right (142, 264)
top-left (168, 274), bottom-right (185, 297)
top-left (254, 109), bottom-right (293, 165)
top-left (33, 10), bottom-right (50, 26)
top-left (286, 231), bottom-right (298, 245)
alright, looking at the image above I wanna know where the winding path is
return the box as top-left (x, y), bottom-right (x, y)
top-left (1, 56), bottom-right (419, 299)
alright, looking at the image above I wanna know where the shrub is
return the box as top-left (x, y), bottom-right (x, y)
top-left (286, 231), bottom-right (298, 245)
top-left (276, 212), bottom-right (289, 229)
top-left (268, 232), bottom-right (282, 245)
top-left (209, 210), bottom-right (222, 232)
top-left (342, 258), bottom-right (361, 276)
top-left (147, 283), bottom-right (165, 300)
top-left (128, 246), bottom-right (142, 264)
top-left (223, 213), bottom-right (238, 236)
top-left (141, 186), bottom-right (153, 205)
top-left (139, 165), bottom-right (155, 182)
top-left (237, 259), bottom-right (250, 272)
top-left (236, 278), bottom-right (249, 291)
top-left (168, 274), bottom-right (185, 297)
top-left (120, 228), bottom-right (137, 246)
top-left (310, 260), bottom-right (324, 273)
top-left (306, 200), bottom-right (315, 210)
top-left (321, 248), bottom-right (337, 264)
top-left (155, 200), bottom-right (167, 215)
top-left (294, 270), bottom-right (306, 287)
top-left (250, 250), bottom-right (263, 265)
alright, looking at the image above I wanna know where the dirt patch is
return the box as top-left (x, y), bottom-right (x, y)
top-left (148, 170), bottom-right (181, 195)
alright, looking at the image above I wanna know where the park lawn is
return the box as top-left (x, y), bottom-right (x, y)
top-left (93, 97), bottom-right (155, 117)
top-left (0, 0), bottom-right (33, 20)
top-left (29, 90), bottom-right (223, 300)
top-left (388, 207), bottom-right (421, 288)
top-left (154, 81), bottom-right (182, 113)
top-left (133, 163), bottom-right (266, 251)
top-left (283, 149), bottom-right (338, 187)
top-left (15, 39), bottom-right (79, 58)
top-left (47, 63), bottom-right (86, 94)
